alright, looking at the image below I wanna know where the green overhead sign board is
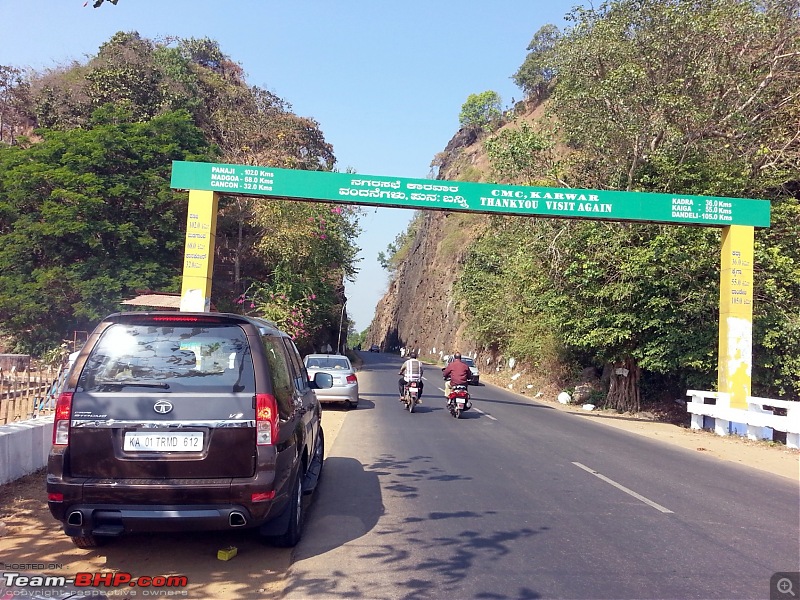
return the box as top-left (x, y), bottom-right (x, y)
top-left (170, 161), bottom-right (771, 227)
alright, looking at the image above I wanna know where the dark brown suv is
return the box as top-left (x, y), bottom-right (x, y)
top-left (46, 311), bottom-right (332, 549)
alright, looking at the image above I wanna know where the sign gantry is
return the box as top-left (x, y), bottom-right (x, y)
top-left (170, 161), bottom-right (770, 410)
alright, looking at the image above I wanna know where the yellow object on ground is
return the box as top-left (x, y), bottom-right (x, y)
top-left (217, 546), bottom-right (238, 561)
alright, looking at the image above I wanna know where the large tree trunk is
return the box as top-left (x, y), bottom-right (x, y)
top-left (606, 356), bottom-right (641, 413)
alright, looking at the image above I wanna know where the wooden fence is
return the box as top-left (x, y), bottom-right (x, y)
top-left (0, 366), bottom-right (58, 425)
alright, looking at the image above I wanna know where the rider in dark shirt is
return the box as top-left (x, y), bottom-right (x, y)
top-left (442, 352), bottom-right (471, 396)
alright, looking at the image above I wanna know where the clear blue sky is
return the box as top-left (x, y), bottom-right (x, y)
top-left (0, 0), bottom-right (578, 332)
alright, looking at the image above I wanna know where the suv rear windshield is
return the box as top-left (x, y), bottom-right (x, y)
top-left (77, 323), bottom-right (255, 393)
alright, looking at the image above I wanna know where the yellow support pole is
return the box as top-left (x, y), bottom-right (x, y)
top-left (718, 225), bottom-right (754, 410)
top-left (180, 189), bottom-right (219, 312)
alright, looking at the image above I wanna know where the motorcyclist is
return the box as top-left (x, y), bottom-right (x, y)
top-left (442, 352), bottom-right (471, 398)
top-left (398, 351), bottom-right (424, 401)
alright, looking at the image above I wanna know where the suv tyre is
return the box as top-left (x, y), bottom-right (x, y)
top-left (271, 469), bottom-right (305, 548)
top-left (71, 534), bottom-right (106, 549)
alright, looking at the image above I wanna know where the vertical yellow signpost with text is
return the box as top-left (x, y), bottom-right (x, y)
top-left (180, 190), bottom-right (219, 312)
top-left (718, 225), bottom-right (755, 410)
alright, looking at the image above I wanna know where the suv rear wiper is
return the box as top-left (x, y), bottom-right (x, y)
top-left (96, 380), bottom-right (171, 389)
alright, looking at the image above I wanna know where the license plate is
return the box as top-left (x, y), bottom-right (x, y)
top-left (123, 431), bottom-right (204, 452)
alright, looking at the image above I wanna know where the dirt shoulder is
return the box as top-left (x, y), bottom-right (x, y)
top-left (0, 408), bottom-right (350, 599)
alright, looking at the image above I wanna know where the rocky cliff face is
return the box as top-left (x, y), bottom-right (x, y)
top-left (366, 127), bottom-right (491, 362)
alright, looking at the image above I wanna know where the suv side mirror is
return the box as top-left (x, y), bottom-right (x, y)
top-left (312, 372), bottom-right (333, 389)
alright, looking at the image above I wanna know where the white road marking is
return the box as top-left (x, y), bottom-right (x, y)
top-left (472, 407), bottom-right (497, 421)
top-left (572, 462), bottom-right (674, 513)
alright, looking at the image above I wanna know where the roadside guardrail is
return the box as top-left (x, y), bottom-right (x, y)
top-left (686, 390), bottom-right (799, 449)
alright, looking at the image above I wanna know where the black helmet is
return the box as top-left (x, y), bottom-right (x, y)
top-left (454, 352), bottom-right (462, 360)
top-left (409, 351), bottom-right (417, 359)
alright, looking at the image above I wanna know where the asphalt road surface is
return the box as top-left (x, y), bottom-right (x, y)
top-left (282, 351), bottom-right (800, 600)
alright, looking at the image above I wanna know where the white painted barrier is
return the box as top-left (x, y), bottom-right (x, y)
top-left (686, 390), bottom-right (800, 449)
top-left (0, 415), bottom-right (53, 485)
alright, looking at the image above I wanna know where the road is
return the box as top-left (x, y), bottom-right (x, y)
top-left (1, 351), bottom-right (797, 599)
top-left (282, 351), bottom-right (800, 599)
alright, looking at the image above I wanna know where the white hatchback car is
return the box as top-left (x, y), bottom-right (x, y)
top-left (304, 354), bottom-right (359, 408)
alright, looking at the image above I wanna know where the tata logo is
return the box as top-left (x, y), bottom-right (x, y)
top-left (153, 400), bottom-right (173, 414)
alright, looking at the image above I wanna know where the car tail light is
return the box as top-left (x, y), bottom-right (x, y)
top-left (48, 492), bottom-right (64, 502)
top-left (52, 392), bottom-right (73, 446)
top-left (346, 374), bottom-right (357, 385)
top-left (255, 393), bottom-right (278, 446)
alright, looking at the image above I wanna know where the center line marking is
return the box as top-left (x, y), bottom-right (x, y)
top-left (572, 462), bottom-right (673, 513)
top-left (472, 407), bottom-right (496, 420)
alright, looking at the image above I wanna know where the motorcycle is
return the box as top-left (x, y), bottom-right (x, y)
top-left (402, 380), bottom-right (421, 413)
top-left (446, 383), bottom-right (471, 419)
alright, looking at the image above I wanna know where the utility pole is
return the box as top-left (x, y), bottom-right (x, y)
top-left (336, 301), bottom-right (347, 354)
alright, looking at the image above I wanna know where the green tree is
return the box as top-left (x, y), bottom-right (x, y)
top-left (7, 31), bottom-right (354, 354)
top-left (459, 91), bottom-right (503, 132)
top-left (547, 0), bottom-right (800, 403)
top-left (484, 121), bottom-right (561, 186)
top-left (0, 65), bottom-right (31, 145)
top-left (377, 212), bottom-right (424, 275)
top-left (513, 24), bottom-right (561, 102)
top-left (236, 201), bottom-right (361, 351)
top-left (460, 0), bottom-right (800, 408)
top-left (0, 108), bottom-right (213, 352)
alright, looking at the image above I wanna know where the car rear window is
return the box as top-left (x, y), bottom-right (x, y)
top-left (306, 357), bottom-right (351, 370)
top-left (77, 323), bottom-right (255, 393)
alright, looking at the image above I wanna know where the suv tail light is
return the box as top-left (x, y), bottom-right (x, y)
top-left (53, 392), bottom-right (73, 445)
top-left (255, 393), bottom-right (278, 446)
top-left (346, 374), bottom-right (358, 385)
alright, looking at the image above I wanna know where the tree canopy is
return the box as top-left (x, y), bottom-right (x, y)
top-left (0, 32), bottom-right (360, 354)
top-left (459, 91), bottom-right (503, 132)
top-left (452, 0), bottom-right (800, 408)
top-left (0, 109), bottom-right (212, 352)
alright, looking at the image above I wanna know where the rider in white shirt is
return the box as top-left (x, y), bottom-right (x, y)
top-left (398, 351), bottom-right (424, 401)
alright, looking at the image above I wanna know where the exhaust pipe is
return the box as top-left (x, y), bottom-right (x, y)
top-left (67, 511), bottom-right (84, 527)
top-left (229, 512), bottom-right (247, 527)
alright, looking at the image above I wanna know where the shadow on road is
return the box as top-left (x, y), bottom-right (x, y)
top-left (291, 457), bottom-right (384, 562)
top-left (284, 454), bottom-right (546, 599)
top-left (323, 399), bottom-right (376, 411)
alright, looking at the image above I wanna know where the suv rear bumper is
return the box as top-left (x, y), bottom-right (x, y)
top-left (50, 502), bottom-right (282, 537)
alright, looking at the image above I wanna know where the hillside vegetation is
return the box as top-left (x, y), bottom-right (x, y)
top-left (371, 0), bottom-right (800, 411)
top-left (0, 33), bottom-right (360, 355)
